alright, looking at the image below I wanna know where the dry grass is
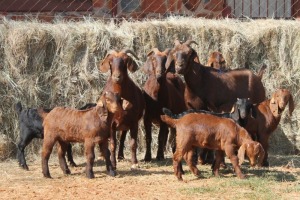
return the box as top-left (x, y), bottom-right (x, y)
top-left (0, 17), bottom-right (299, 158)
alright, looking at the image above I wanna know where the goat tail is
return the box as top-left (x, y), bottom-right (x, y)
top-left (257, 64), bottom-right (267, 79)
top-left (15, 102), bottom-right (22, 115)
top-left (160, 115), bottom-right (177, 128)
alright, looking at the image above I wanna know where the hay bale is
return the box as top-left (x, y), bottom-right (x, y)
top-left (0, 134), bottom-right (15, 161)
top-left (0, 17), bottom-right (299, 157)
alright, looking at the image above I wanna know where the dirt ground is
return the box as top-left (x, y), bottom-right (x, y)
top-left (0, 152), bottom-right (299, 200)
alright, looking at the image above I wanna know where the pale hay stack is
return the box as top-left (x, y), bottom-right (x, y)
top-left (0, 17), bottom-right (299, 159)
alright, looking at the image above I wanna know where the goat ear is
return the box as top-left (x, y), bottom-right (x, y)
top-left (165, 51), bottom-right (174, 71)
top-left (238, 144), bottom-right (247, 166)
top-left (288, 94), bottom-right (295, 116)
top-left (122, 98), bottom-right (132, 110)
top-left (97, 100), bottom-right (104, 107)
top-left (127, 57), bottom-right (138, 72)
top-left (142, 57), bottom-right (153, 75)
top-left (269, 98), bottom-right (279, 117)
top-left (251, 105), bottom-right (257, 118)
top-left (191, 50), bottom-right (200, 63)
top-left (230, 105), bottom-right (240, 121)
top-left (256, 143), bottom-right (265, 167)
top-left (99, 54), bottom-right (111, 73)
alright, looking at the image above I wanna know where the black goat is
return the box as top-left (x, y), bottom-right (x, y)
top-left (15, 102), bottom-right (96, 170)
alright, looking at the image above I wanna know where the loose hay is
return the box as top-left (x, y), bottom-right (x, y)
top-left (0, 17), bottom-right (299, 157)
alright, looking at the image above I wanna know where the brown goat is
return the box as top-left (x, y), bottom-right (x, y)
top-left (41, 91), bottom-right (127, 179)
top-left (99, 49), bottom-right (145, 169)
top-left (244, 89), bottom-right (294, 166)
top-left (206, 51), bottom-right (227, 71)
top-left (161, 113), bottom-right (265, 181)
top-left (142, 48), bottom-right (186, 161)
top-left (166, 39), bottom-right (266, 112)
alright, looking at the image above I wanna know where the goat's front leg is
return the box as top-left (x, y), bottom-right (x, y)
top-left (57, 141), bottom-right (71, 175)
top-left (84, 140), bottom-right (95, 179)
top-left (66, 143), bottom-right (77, 167)
top-left (17, 132), bottom-right (34, 170)
top-left (224, 146), bottom-right (245, 179)
top-left (110, 129), bottom-right (117, 170)
top-left (129, 124), bottom-right (139, 169)
top-left (143, 115), bottom-right (152, 162)
top-left (156, 123), bottom-right (168, 160)
top-left (118, 130), bottom-right (127, 160)
top-left (212, 150), bottom-right (224, 177)
top-left (100, 140), bottom-right (116, 177)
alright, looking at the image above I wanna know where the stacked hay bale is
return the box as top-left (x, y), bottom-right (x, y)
top-left (0, 17), bottom-right (299, 159)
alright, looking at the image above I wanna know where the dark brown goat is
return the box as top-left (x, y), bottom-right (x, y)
top-left (244, 89), bottom-right (294, 166)
top-left (166, 39), bottom-right (266, 112)
top-left (206, 51), bottom-right (227, 71)
top-left (142, 48), bottom-right (186, 161)
top-left (161, 113), bottom-right (265, 181)
top-left (41, 91), bottom-right (127, 179)
top-left (99, 49), bottom-right (145, 169)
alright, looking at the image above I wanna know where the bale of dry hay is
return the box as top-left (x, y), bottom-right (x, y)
top-left (0, 17), bottom-right (299, 157)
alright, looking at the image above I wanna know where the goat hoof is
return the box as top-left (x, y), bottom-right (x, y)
top-left (156, 155), bottom-right (164, 161)
top-left (144, 155), bottom-right (152, 162)
top-left (65, 169), bottom-right (71, 174)
top-left (262, 161), bottom-right (269, 167)
top-left (69, 162), bottom-right (77, 167)
top-left (43, 173), bottom-right (52, 178)
top-left (86, 172), bottom-right (95, 179)
top-left (20, 164), bottom-right (29, 171)
top-left (108, 170), bottom-right (117, 177)
top-left (130, 164), bottom-right (140, 170)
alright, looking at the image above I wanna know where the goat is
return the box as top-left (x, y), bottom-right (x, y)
top-left (161, 113), bottom-right (265, 181)
top-left (206, 51), bottom-right (227, 71)
top-left (142, 48), bottom-right (186, 161)
top-left (41, 91), bottom-right (128, 179)
top-left (15, 102), bottom-right (85, 170)
top-left (166, 39), bottom-right (266, 113)
top-left (166, 39), bottom-right (266, 164)
top-left (244, 89), bottom-right (294, 166)
top-left (163, 98), bottom-right (255, 165)
top-left (99, 49), bottom-right (145, 169)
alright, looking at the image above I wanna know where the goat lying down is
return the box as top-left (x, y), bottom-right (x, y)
top-left (161, 112), bottom-right (265, 180)
top-left (41, 92), bottom-right (128, 179)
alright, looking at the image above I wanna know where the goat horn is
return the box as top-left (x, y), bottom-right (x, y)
top-left (174, 39), bottom-right (181, 46)
top-left (121, 48), bottom-right (139, 60)
top-left (184, 39), bottom-right (199, 46)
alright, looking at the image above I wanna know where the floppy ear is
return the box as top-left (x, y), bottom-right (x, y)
top-left (165, 51), bottom-right (174, 72)
top-left (142, 54), bottom-right (154, 75)
top-left (256, 143), bottom-right (265, 167)
top-left (127, 56), bottom-right (138, 72)
top-left (288, 94), bottom-right (295, 116)
top-left (99, 54), bottom-right (111, 73)
top-left (122, 98), bottom-right (132, 110)
top-left (238, 144), bottom-right (247, 166)
top-left (230, 104), bottom-right (240, 122)
top-left (191, 50), bottom-right (200, 63)
top-left (251, 105), bottom-right (257, 118)
top-left (97, 102), bottom-right (108, 122)
top-left (269, 95), bottom-right (279, 116)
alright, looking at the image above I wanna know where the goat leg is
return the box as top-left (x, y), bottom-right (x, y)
top-left (212, 150), bottom-right (225, 177)
top-left (57, 141), bottom-right (71, 175)
top-left (156, 123), bottom-right (168, 160)
top-left (129, 125), bottom-right (139, 169)
top-left (84, 140), bottom-right (95, 179)
top-left (185, 149), bottom-right (201, 178)
top-left (117, 131), bottom-right (127, 160)
top-left (42, 136), bottom-right (55, 178)
top-left (225, 146), bottom-right (245, 179)
top-left (17, 133), bottom-right (34, 170)
top-left (143, 117), bottom-right (152, 162)
top-left (66, 143), bottom-right (77, 167)
top-left (100, 140), bottom-right (116, 177)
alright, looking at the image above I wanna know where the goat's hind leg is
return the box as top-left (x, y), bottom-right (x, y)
top-left (57, 140), bottom-right (71, 175)
top-left (185, 149), bottom-right (201, 178)
top-left (42, 135), bottom-right (56, 178)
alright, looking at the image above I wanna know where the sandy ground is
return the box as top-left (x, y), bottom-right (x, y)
top-left (0, 152), bottom-right (299, 200)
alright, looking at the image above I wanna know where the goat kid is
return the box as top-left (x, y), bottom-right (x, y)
top-left (161, 113), bottom-right (265, 181)
top-left (41, 91), bottom-right (128, 179)
top-left (244, 89), bottom-right (294, 166)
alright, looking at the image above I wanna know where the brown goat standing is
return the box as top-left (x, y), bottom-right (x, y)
top-left (99, 49), bottom-right (145, 169)
top-left (41, 91), bottom-right (127, 179)
top-left (161, 113), bottom-right (265, 181)
top-left (142, 48), bottom-right (186, 161)
top-left (244, 89), bottom-right (294, 166)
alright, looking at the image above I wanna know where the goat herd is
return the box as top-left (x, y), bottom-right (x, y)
top-left (15, 39), bottom-right (294, 181)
